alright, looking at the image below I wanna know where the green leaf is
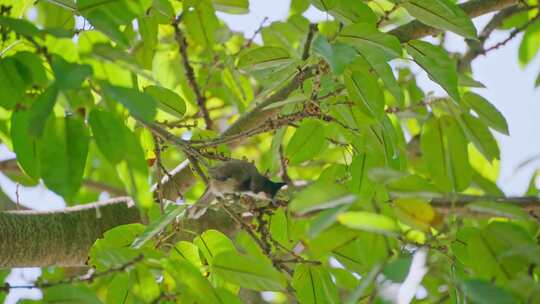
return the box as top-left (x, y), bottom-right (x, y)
top-left (11, 109), bottom-right (40, 178)
top-left (459, 112), bottom-right (500, 161)
top-left (89, 223), bottom-right (145, 270)
top-left (193, 229), bottom-right (236, 264)
top-left (461, 280), bottom-right (517, 304)
top-left (406, 40), bottom-right (460, 102)
top-left (292, 265), bottom-right (339, 304)
top-left (313, 35), bottom-right (357, 75)
top-left (462, 92), bottom-right (509, 135)
top-left (285, 119), bottom-right (327, 165)
top-left (290, 0), bottom-right (310, 15)
top-left (458, 74), bottom-right (486, 88)
top-left (328, 268), bottom-right (359, 290)
top-left (101, 82), bottom-right (156, 122)
top-left (222, 68), bottom-right (253, 111)
top-left (92, 43), bottom-right (151, 78)
top-left (170, 241), bottom-right (203, 267)
top-left (116, 129), bottom-right (152, 209)
top-left (211, 251), bottom-right (287, 291)
top-left (338, 23), bottom-right (402, 64)
top-left (348, 152), bottom-right (378, 195)
top-left (331, 233), bottom-right (390, 272)
top-left (289, 181), bottom-right (354, 215)
top-left (519, 18), bottom-right (540, 66)
top-left (137, 15), bottom-right (158, 68)
top-left (237, 46), bottom-right (293, 72)
top-left (132, 205), bottom-right (186, 249)
top-left (88, 109), bottom-right (126, 164)
top-left (77, 0), bottom-right (151, 47)
top-left (421, 116), bottom-right (472, 192)
top-left (12, 52), bottom-right (47, 87)
top-left (133, 265), bottom-right (161, 302)
top-left (346, 263), bottom-right (383, 303)
top-left (36, 0), bottom-right (75, 29)
top-left (397, 0), bottom-right (477, 38)
top-left (212, 0), bottom-right (249, 14)
top-left (43, 285), bottom-right (101, 304)
top-left (106, 273), bottom-right (129, 304)
top-left (394, 199), bottom-right (439, 231)
top-left (465, 228), bottom-right (510, 280)
top-left (183, 0), bottom-right (219, 47)
top-left (0, 16), bottom-right (41, 37)
top-left (39, 115), bottom-right (89, 200)
top-left (144, 85), bottom-right (186, 118)
top-left (28, 85), bottom-right (59, 137)
top-left (151, 0), bottom-right (175, 23)
top-left (163, 259), bottom-right (223, 303)
top-left (51, 55), bottom-right (93, 90)
top-left (345, 70), bottom-right (385, 120)
top-left (308, 205), bottom-right (350, 238)
top-left (0, 57), bottom-right (29, 109)
top-left (338, 211), bottom-right (398, 234)
top-left (329, 0), bottom-right (377, 25)
top-left (383, 256), bottom-right (412, 282)
top-left (370, 62), bottom-right (404, 105)
top-left (310, 0), bottom-right (337, 11)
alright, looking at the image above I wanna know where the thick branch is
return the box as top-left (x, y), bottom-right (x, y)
top-left (389, 0), bottom-right (520, 42)
top-left (0, 197), bottom-right (140, 267)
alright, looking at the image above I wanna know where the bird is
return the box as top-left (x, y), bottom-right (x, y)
top-left (187, 159), bottom-right (286, 219)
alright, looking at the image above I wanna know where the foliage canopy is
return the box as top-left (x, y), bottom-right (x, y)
top-left (0, 0), bottom-right (540, 303)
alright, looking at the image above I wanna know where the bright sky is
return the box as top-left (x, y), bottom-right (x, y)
top-left (4, 1), bottom-right (540, 303)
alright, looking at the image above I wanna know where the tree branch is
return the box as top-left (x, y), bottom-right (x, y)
top-left (389, 0), bottom-right (520, 42)
top-left (0, 197), bottom-right (140, 267)
top-left (459, 5), bottom-right (526, 71)
top-left (172, 21), bottom-right (213, 130)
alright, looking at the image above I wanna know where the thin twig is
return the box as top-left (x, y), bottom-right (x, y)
top-left (459, 5), bottom-right (527, 71)
top-left (153, 135), bottom-right (165, 214)
top-left (172, 23), bottom-right (213, 130)
top-left (481, 12), bottom-right (540, 54)
top-left (302, 23), bottom-right (318, 60)
top-left (279, 146), bottom-right (293, 186)
top-left (0, 255), bottom-right (144, 291)
top-left (221, 204), bottom-right (269, 252)
top-left (245, 17), bottom-right (269, 48)
top-left (15, 183), bottom-right (20, 210)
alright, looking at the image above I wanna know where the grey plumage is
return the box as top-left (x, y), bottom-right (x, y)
top-left (187, 160), bottom-right (286, 219)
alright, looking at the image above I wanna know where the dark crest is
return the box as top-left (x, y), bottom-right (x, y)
top-left (265, 180), bottom-right (286, 197)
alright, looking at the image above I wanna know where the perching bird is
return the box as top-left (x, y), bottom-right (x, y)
top-left (187, 160), bottom-right (286, 219)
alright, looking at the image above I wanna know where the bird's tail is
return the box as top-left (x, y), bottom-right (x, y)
top-left (187, 188), bottom-right (215, 219)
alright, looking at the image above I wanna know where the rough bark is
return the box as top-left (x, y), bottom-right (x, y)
top-left (0, 197), bottom-right (139, 268)
top-left (389, 0), bottom-right (520, 42)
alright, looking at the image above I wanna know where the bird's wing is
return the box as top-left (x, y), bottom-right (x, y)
top-left (208, 165), bottom-right (229, 181)
top-left (187, 187), bottom-right (215, 219)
